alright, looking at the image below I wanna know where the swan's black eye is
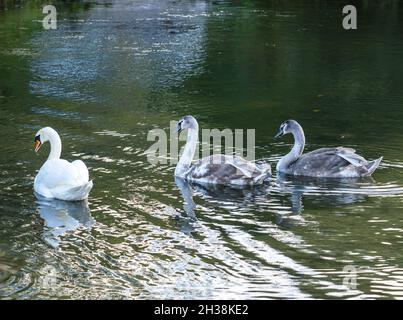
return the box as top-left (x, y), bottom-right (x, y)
top-left (35, 135), bottom-right (40, 142)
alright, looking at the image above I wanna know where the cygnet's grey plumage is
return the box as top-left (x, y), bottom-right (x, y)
top-left (186, 154), bottom-right (271, 186)
top-left (175, 115), bottom-right (271, 186)
top-left (274, 120), bottom-right (382, 178)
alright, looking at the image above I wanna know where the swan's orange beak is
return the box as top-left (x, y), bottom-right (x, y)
top-left (34, 140), bottom-right (41, 152)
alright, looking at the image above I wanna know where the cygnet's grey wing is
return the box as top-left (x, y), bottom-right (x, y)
top-left (334, 147), bottom-right (368, 166)
top-left (289, 147), bottom-right (369, 177)
top-left (187, 154), bottom-right (269, 185)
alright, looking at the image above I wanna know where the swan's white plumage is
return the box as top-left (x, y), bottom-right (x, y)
top-left (72, 160), bottom-right (89, 182)
top-left (34, 127), bottom-right (92, 201)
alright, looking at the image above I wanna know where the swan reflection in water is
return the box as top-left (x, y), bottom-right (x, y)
top-left (175, 174), bottom-right (378, 229)
top-left (174, 177), bottom-right (273, 229)
top-left (35, 194), bottom-right (95, 247)
top-left (275, 173), bottom-right (375, 213)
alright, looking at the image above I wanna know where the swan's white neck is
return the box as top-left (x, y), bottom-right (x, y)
top-left (175, 126), bottom-right (199, 178)
top-left (46, 130), bottom-right (62, 160)
top-left (276, 125), bottom-right (305, 172)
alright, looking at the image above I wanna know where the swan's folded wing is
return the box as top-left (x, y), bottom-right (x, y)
top-left (335, 147), bottom-right (367, 167)
top-left (229, 156), bottom-right (263, 178)
top-left (189, 155), bottom-right (268, 185)
top-left (51, 181), bottom-right (93, 201)
top-left (306, 147), bottom-right (356, 156)
top-left (72, 160), bottom-right (89, 182)
top-left (36, 159), bottom-right (88, 189)
top-left (304, 147), bottom-right (366, 166)
top-left (36, 159), bottom-right (78, 188)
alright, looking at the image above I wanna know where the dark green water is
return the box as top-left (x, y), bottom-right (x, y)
top-left (1, 0), bottom-right (403, 299)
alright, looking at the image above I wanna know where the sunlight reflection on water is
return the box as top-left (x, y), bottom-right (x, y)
top-left (2, 0), bottom-right (403, 299)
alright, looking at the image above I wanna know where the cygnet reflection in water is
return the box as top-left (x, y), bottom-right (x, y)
top-left (172, 177), bottom-right (199, 235)
top-left (175, 177), bottom-right (307, 230)
top-left (275, 174), bottom-right (375, 213)
top-left (175, 177), bottom-right (197, 219)
top-left (175, 176), bottom-right (271, 217)
top-left (35, 194), bottom-right (95, 247)
top-left (190, 180), bottom-right (270, 208)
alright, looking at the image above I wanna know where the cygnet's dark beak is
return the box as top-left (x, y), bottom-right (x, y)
top-left (274, 128), bottom-right (283, 139)
top-left (176, 121), bottom-right (183, 133)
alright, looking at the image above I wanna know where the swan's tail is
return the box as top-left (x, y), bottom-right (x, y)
top-left (254, 162), bottom-right (272, 184)
top-left (53, 180), bottom-right (93, 201)
top-left (366, 157), bottom-right (383, 176)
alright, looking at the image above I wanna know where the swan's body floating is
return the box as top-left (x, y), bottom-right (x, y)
top-left (34, 127), bottom-right (93, 201)
top-left (274, 120), bottom-right (382, 178)
top-left (175, 116), bottom-right (271, 186)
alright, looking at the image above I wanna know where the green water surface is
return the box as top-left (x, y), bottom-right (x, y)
top-left (1, 0), bottom-right (403, 299)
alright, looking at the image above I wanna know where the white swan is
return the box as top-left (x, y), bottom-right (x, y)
top-left (175, 116), bottom-right (271, 186)
top-left (274, 120), bottom-right (383, 178)
top-left (33, 127), bottom-right (93, 201)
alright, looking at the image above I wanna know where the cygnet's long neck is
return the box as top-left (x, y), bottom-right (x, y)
top-left (276, 125), bottom-right (305, 172)
top-left (175, 125), bottom-right (198, 177)
top-left (47, 130), bottom-right (62, 160)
